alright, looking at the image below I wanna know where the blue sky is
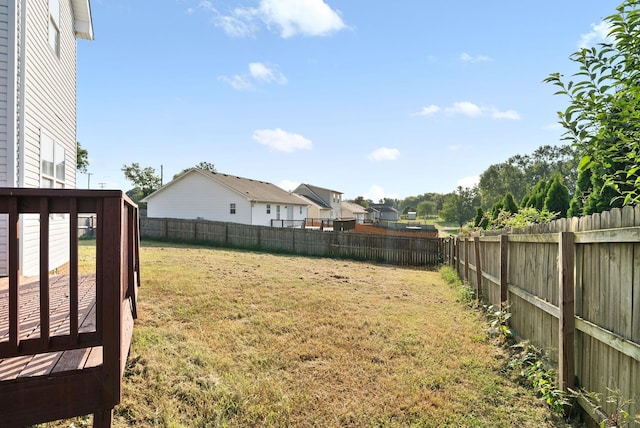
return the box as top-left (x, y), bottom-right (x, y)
top-left (77, 0), bottom-right (620, 201)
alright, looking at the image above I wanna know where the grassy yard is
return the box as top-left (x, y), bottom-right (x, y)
top-left (46, 240), bottom-right (575, 427)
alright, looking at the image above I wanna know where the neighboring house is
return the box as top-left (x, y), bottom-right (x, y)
top-left (341, 201), bottom-right (367, 223)
top-left (369, 204), bottom-right (400, 221)
top-left (143, 169), bottom-right (309, 227)
top-left (366, 206), bottom-right (380, 223)
top-left (293, 183), bottom-right (343, 219)
top-left (294, 193), bottom-right (330, 220)
top-left (0, 0), bottom-right (94, 276)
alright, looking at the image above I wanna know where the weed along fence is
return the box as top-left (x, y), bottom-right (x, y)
top-left (141, 217), bottom-right (443, 267)
top-left (444, 206), bottom-right (640, 421)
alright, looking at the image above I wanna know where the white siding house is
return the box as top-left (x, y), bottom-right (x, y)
top-left (0, 0), bottom-right (93, 276)
top-left (143, 169), bottom-right (309, 227)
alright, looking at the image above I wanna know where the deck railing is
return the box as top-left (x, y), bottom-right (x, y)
top-left (0, 188), bottom-right (140, 427)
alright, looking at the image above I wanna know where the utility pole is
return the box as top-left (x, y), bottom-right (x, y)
top-left (86, 172), bottom-right (93, 189)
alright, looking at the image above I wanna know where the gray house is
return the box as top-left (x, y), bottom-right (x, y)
top-left (293, 183), bottom-right (343, 219)
top-left (369, 204), bottom-right (400, 221)
top-left (0, 0), bottom-right (93, 275)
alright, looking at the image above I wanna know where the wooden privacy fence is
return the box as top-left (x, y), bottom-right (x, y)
top-left (444, 206), bottom-right (640, 420)
top-left (141, 217), bottom-right (443, 267)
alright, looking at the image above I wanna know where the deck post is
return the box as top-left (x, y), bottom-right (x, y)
top-left (93, 409), bottom-right (114, 427)
top-left (99, 197), bottom-right (124, 408)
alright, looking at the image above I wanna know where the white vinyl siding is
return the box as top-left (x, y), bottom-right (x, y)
top-left (0, 1), bottom-right (10, 187)
top-left (18, 0), bottom-right (77, 275)
top-left (146, 171), bottom-right (309, 227)
top-left (0, 0), bottom-right (13, 275)
top-left (251, 202), bottom-right (307, 227)
top-left (147, 173), bottom-right (253, 225)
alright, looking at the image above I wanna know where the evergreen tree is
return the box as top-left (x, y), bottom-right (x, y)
top-left (502, 192), bottom-right (519, 214)
top-left (544, 177), bottom-right (570, 218)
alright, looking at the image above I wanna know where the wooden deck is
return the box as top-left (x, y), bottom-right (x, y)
top-left (0, 275), bottom-right (103, 381)
top-left (0, 189), bottom-right (140, 427)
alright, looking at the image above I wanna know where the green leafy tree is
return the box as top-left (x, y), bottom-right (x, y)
top-left (353, 196), bottom-right (369, 208)
top-left (122, 163), bottom-right (161, 203)
top-left (439, 186), bottom-right (480, 227)
top-left (545, 0), bottom-right (640, 209)
top-left (478, 145), bottom-right (578, 210)
top-left (544, 177), bottom-right (570, 218)
top-left (173, 161), bottom-right (217, 180)
top-left (76, 142), bottom-right (89, 173)
top-left (417, 200), bottom-right (436, 218)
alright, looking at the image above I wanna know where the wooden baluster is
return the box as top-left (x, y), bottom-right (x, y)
top-left (40, 198), bottom-right (50, 347)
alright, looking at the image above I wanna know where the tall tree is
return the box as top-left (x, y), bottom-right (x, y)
top-left (545, 0), bottom-right (640, 210)
top-left (439, 186), bottom-right (480, 228)
top-left (76, 142), bottom-right (89, 173)
top-left (544, 176), bottom-right (570, 218)
top-left (122, 163), bottom-right (161, 202)
top-left (478, 145), bottom-right (578, 210)
top-left (417, 200), bottom-right (436, 218)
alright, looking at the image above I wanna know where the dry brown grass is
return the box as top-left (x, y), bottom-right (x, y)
top-left (45, 240), bottom-right (578, 427)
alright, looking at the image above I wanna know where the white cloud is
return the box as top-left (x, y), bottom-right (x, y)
top-left (214, 14), bottom-right (257, 38)
top-left (368, 147), bottom-right (400, 161)
top-left (218, 74), bottom-right (255, 91)
top-left (415, 105), bottom-right (441, 116)
top-left (202, 0), bottom-right (346, 38)
top-left (490, 108), bottom-right (521, 120)
top-left (220, 62), bottom-right (287, 90)
top-left (417, 101), bottom-right (520, 120)
top-left (363, 185), bottom-right (397, 203)
top-left (448, 144), bottom-right (462, 152)
top-left (579, 21), bottom-right (613, 49)
top-left (253, 128), bottom-right (313, 152)
top-left (457, 175), bottom-right (480, 188)
top-left (278, 179), bottom-right (299, 191)
top-left (459, 52), bottom-right (491, 63)
top-left (249, 62), bottom-right (288, 84)
top-left (259, 0), bottom-right (346, 38)
top-left (446, 101), bottom-right (483, 118)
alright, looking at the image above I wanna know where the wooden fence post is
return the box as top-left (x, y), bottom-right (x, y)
top-left (455, 238), bottom-right (460, 275)
top-left (474, 237), bottom-right (482, 300)
top-left (464, 237), bottom-right (470, 283)
top-left (558, 231), bottom-right (576, 392)
top-left (500, 235), bottom-right (508, 308)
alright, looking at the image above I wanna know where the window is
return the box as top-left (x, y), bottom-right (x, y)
top-left (230, 203), bottom-right (236, 214)
top-left (299, 206), bottom-right (302, 215)
top-left (276, 205), bottom-right (280, 220)
top-left (266, 204), bottom-right (271, 214)
top-left (49, 0), bottom-right (60, 56)
top-left (41, 133), bottom-right (65, 188)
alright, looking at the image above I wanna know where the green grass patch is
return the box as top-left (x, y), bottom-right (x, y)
top-left (43, 244), bottom-right (576, 427)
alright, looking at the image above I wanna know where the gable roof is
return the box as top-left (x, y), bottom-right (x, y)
top-left (143, 169), bottom-right (308, 206)
top-left (369, 204), bottom-right (399, 213)
top-left (295, 194), bottom-right (331, 210)
top-left (71, 0), bottom-right (94, 40)
top-left (342, 201), bottom-right (367, 214)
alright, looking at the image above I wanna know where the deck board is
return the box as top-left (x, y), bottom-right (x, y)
top-left (0, 275), bottom-right (99, 381)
